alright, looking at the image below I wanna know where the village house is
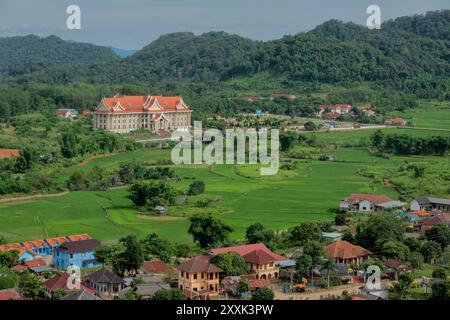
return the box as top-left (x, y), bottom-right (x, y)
top-left (85, 268), bottom-right (125, 299)
top-left (43, 273), bottom-right (95, 299)
top-left (0, 243), bottom-right (34, 262)
top-left (385, 117), bottom-right (407, 126)
top-left (318, 104), bottom-right (352, 117)
top-left (340, 193), bottom-right (405, 213)
top-left (53, 239), bottom-right (101, 270)
top-left (0, 148), bottom-right (20, 159)
top-left (384, 259), bottom-right (412, 280)
top-left (56, 108), bottom-right (78, 120)
top-left (93, 94), bottom-right (192, 134)
top-left (176, 255), bottom-right (222, 300)
top-left (209, 243), bottom-right (286, 280)
top-left (60, 289), bottom-right (102, 300)
top-left (362, 107), bottom-right (376, 117)
top-left (323, 240), bottom-right (372, 266)
top-left (416, 213), bottom-right (450, 232)
top-left (410, 196), bottom-right (450, 213)
top-left (0, 289), bottom-right (20, 301)
top-left (221, 274), bottom-right (271, 296)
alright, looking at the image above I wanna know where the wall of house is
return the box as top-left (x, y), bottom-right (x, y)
top-left (53, 251), bottom-right (98, 270)
top-left (358, 200), bottom-right (374, 213)
top-left (177, 270), bottom-right (220, 293)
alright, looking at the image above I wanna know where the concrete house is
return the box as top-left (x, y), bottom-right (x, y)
top-left (410, 197), bottom-right (450, 213)
top-left (340, 193), bottom-right (404, 213)
top-left (177, 256), bottom-right (222, 300)
top-left (53, 239), bottom-right (101, 270)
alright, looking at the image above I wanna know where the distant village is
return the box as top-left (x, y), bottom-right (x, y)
top-left (0, 193), bottom-right (448, 301)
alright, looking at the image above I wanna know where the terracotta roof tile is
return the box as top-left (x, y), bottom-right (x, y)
top-left (177, 256), bottom-right (222, 273)
top-left (0, 149), bottom-right (20, 159)
top-left (324, 240), bottom-right (372, 260)
top-left (209, 243), bottom-right (286, 262)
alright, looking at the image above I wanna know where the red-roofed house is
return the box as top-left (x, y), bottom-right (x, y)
top-left (12, 258), bottom-right (47, 272)
top-left (142, 261), bottom-right (171, 274)
top-left (0, 289), bottom-right (20, 300)
top-left (209, 243), bottom-right (286, 280)
top-left (340, 193), bottom-right (394, 213)
top-left (43, 273), bottom-right (95, 298)
top-left (0, 148), bottom-right (20, 159)
top-left (66, 234), bottom-right (91, 242)
top-left (324, 240), bottom-right (372, 265)
top-left (93, 95), bottom-right (192, 133)
top-left (56, 109), bottom-right (78, 120)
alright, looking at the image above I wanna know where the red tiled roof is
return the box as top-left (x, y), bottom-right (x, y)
top-left (419, 213), bottom-right (450, 226)
top-left (344, 193), bottom-right (392, 206)
top-left (21, 239), bottom-right (49, 251)
top-left (97, 95), bottom-right (191, 114)
top-left (0, 149), bottom-right (20, 159)
top-left (242, 249), bottom-right (278, 265)
top-left (12, 258), bottom-right (47, 271)
top-left (143, 261), bottom-right (170, 274)
top-left (45, 236), bottom-right (69, 248)
top-left (384, 259), bottom-right (412, 272)
top-left (248, 278), bottom-right (271, 290)
top-left (0, 291), bottom-right (20, 300)
top-left (209, 243), bottom-right (286, 262)
top-left (324, 240), bottom-right (372, 260)
top-left (56, 109), bottom-right (71, 116)
top-left (67, 234), bottom-right (91, 241)
top-left (44, 273), bottom-right (95, 293)
top-left (177, 256), bottom-right (223, 273)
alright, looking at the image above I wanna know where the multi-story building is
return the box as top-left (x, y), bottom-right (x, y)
top-left (176, 256), bottom-right (222, 300)
top-left (92, 94), bottom-right (192, 134)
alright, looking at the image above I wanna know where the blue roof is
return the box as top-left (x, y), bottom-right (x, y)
top-left (322, 232), bottom-right (342, 238)
top-left (277, 260), bottom-right (296, 268)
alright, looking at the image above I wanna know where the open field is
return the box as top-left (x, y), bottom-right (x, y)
top-left (0, 149), bottom-right (399, 244)
top-left (1, 126), bottom-right (449, 244)
top-left (387, 104), bottom-right (450, 130)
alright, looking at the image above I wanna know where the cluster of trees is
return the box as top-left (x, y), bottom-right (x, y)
top-left (371, 130), bottom-right (449, 156)
top-left (128, 181), bottom-right (177, 209)
top-left (118, 161), bottom-right (176, 184)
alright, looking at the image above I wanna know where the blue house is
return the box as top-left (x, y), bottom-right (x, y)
top-left (21, 240), bottom-right (52, 256)
top-left (0, 243), bottom-right (35, 262)
top-left (18, 249), bottom-right (35, 262)
top-left (53, 239), bottom-right (101, 270)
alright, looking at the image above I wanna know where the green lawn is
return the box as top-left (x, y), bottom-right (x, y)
top-left (0, 148), bottom-right (400, 244)
top-left (387, 104), bottom-right (450, 130)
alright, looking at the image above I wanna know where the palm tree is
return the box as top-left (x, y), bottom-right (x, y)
top-left (321, 258), bottom-right (337, 288)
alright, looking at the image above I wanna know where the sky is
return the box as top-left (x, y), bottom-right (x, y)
top-left (0, 0), bottom-right (448, 50)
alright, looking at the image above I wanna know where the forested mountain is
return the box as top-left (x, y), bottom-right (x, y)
top-left (383, 9), bottom-right (450, 40)
top-left (0, 10), bottom-right (450, 104)
top-left (0, 35), bottom-right (119, 77)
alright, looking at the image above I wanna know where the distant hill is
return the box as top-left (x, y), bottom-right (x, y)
top-left (1, 10), bottom-right (449, 99)
top-left (107, 46), bottom-right (138, 57)
top-left (0, 35), bottom-right (119, 76)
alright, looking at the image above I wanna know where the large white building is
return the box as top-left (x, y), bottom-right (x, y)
top-left (93, 95), bottom-right (192, 134)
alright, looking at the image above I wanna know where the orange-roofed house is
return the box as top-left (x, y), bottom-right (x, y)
top-left (0, 243), bottom-right (34, 261)
top-left (66, 234), bottom-right (91, 242)
top-left (20, 239), bottom-right (52, 256)
top-left (0, 148), bottom-right (20, 159)
top-left (56, 109), bottom-right (78, 120)
top-left (324, 240), bottom-right (372, 266)
top-left (93, 94), bottom-right (192, 133)
top-left (176, 255), bottom-right (223, 300)
top-left (209, 243), bottom-right (286, 280)
top-left (0, 289), bottom-right (20, 300)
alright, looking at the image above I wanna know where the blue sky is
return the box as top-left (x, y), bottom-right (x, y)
top-left (0, 0), bottom-right (448, 49)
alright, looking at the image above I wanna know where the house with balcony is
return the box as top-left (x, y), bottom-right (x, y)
top-left (53, 239), bottom-right (101, 270)
top-left (324, 240), bottom-right (372, 266)
top-left (176, 255), bottom-right (222, 300)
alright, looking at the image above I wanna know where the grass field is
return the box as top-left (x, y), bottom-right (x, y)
top-left (387, 104), bottom-right (450, 130)
top-left (0, 147), bottom-right (400, 244)
top-left (1, 124), bottom-right (449, 245)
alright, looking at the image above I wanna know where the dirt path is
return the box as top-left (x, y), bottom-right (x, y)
top-left (0, 191), bottom-right (69, 204)
top-left (274, 283), bottom-right (362, 300)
